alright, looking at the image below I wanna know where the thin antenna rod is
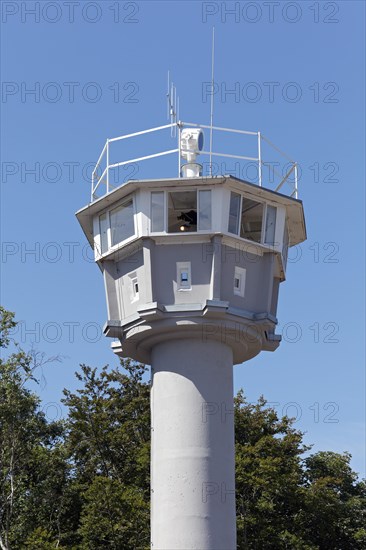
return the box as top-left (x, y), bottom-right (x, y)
top-left (209, 27), bottom-right (215, 177)
top-left (167, 70), bottom-right (170, 120)
top-left (166, 71), bottom-right (180, 138)
top-left (174, 84), bottom-right (177, 137)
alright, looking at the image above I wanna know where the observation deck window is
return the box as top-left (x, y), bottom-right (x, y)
top-left (150, 190), bottom-right (212, 234)
top-left (228, 191), bottom-right (278, 247)
top-left (97, 196), bottom-right (136, 255)
top-left (240, 198), bottom-right (264, 243)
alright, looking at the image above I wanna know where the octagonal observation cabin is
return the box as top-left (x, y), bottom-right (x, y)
top-left (76, 121), bottom-right (306, 364)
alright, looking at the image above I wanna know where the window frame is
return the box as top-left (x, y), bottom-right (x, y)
top-left (227, 191), bottom-right (278, 248)
top-left (149, 188), bottom-right (213, 235)
top-left (264, 204), bottom-right (277, 246)
top-left (99, 211), bottom-right (110, 256)
top-left (128, 271), bottom-right (140, 303)
top-left (176, 261), bottom-right (192, 291)
top-left (239, 196), bottom-right (265, 244)
top-left (98, 194), bottom-right (137, 256)
top-left (282, 220), bottom-right (289, 268)
top-left (150, 191), bottom-right (166, 233)
top-left (228, 191), bottom-right (241, 236)
top-left (198, 189), bottom-right (212, 231)
top-left (233, 266), bottom-right (246, 297)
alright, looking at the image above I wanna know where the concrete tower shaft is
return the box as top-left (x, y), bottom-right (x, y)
top-left (151, 339), bottom-right (235, 549)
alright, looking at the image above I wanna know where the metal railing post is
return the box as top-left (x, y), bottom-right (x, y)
top-left (257, 131), bottom-right (262, 187)
top-left (294, 163), bottom-right (298, 199)
top-left (178, 123), bottom-right (181, 177)
top-left (106, 139), bottom-right (110, 193)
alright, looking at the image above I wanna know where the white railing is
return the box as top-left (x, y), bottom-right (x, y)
top-left (91, 121), bottom-right (298, 202)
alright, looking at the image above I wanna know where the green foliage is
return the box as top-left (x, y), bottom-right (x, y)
top-left (234, 393), bottom-right (366, 549)
top-left (24, 528), bottom-right (66, 549)
top-left (1, 307), bottom-right (365, 549)
top-left (62, 362), bottom-right (150, 491)
top-left (77, 477), bottom-right (149, 549)
top-left (62, 362), bottom-right (151, 549)
top-left (235, 391), bottom-right (310, 548)
top-left (300, 452), bottom-right (366, 549)
top-left (0, 307), bottom-right (17, 349)
top-left (0, 308), bottom-right (66, 549)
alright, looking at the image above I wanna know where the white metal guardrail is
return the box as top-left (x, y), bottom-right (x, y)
top-left (91, 121), bottom-right (298, 202)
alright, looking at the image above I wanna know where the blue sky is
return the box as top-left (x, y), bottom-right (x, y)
top-left (1, 1), bottom-right (365, 477)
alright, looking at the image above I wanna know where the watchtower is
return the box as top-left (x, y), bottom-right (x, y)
top-left (77, 120), bottom-right (306, 550)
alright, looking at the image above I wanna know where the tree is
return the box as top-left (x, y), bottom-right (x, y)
top-left (300, 451), bottom-right (366, 549)
top-left (62, 362), bottom-right (150, 549)
top-left (234, 391), bottom-right (366, 549)
top-left (0, 307), bottom-right (66, 549)
top-left (234, 391), bottom-right (313, 549)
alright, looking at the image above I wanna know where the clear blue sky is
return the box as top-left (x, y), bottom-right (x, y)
top-left (1, 1), bottom-right (365, 477)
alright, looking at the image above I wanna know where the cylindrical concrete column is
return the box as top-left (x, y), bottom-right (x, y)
top-left (151, 339), bottom-right (236, 550)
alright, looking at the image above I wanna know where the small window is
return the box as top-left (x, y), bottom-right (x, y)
top-left (177, 262), bottom-right (191, 290)
top-left (128, 272), bottom-right (139, 302)
top-left (151, 192), bottom-right (165, 232)
top-left (198, 190), bottom-right (212, 231)
top-left (110, 199), bottom-right (135, 247)
top-left (99, 212), bottom-right (109, 254)
top-left (228, 192), bottom-right (241, 235)
top-left (240, 198), bottom-right (263, 243)
top-left (233, 266), bottom-right (246, 297)
top-left (264, 205), bottom-right (277, 245)
top-left (168, 192), bottom-right (197, 233)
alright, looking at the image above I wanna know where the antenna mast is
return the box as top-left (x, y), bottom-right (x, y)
top-left (167, 71), bottom-right (179, 137)
top-left (209, 27), bottom-right (215, 176)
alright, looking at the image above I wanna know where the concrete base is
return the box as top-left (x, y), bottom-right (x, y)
top-left (150, 339), bottom-right (236, 550)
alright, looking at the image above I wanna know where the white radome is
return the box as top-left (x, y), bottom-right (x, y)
top-left (180, 128), bottom-right (204, 178)
top-left (180, 128), bottom-right (204, 162)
